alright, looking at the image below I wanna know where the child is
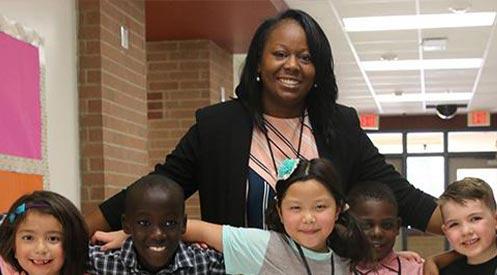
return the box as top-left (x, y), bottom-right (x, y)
top-left (0, 191), bottom-right (89, 275)
top-left (184, 158), bottom-right (372, 274)
top-left (87, 174), bottom-right (225, 274)
top-left (347, 181), bottom-right (423, 274)
top-left (438, 177), bottom-right (497, 274)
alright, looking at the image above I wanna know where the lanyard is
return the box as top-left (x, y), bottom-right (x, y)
top-left (295, 241), bottom-right (334, 275)
top-left (263, 112), bottom-right (305, 177)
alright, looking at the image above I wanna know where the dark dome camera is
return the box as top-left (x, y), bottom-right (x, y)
top-left (436, 104), bottom-right (458, 120)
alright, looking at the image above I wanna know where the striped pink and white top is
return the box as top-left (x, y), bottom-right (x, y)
top-left (249, 112), bottom-right (319, 189)
top-left (245, 112), bottom-right (319, 228)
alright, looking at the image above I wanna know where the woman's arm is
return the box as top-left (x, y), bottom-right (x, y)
top-left (85, 124), bottom-right (202, 235)
top-left (425, 207), bottom-right (444, 235)
top-left (86, 208), bottom-right (112, 237)
top-left (424, 250), bottom-right (463, 275)
top-left (183, 219), bottom-right (223, 252)
top-left (346, 106), bottom-right (438, 232)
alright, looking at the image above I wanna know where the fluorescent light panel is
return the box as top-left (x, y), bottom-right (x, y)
top-left (377, 92), bottom-right (472, 103)
top-left (422, 37), bottom-right (447, 52)
top-left (344, 12), bottom-right (496, 32)
top-left (362, 58), bottom-right (482, 71)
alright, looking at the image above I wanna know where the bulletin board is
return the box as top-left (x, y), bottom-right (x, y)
top-left (0, 15), bottom-right (47, 212)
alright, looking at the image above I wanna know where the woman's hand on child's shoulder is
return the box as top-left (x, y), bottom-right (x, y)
top-left (397, 250), bottom-right (424, 263)
top-left (90, 230), bottom-right (129, 251)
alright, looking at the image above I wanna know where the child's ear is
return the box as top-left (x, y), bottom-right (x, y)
top-left (441, 224), bottom-right (447, 235)
top-left (181, 214), bottom-right (187, 234)
top-left (277, 205), bottom-right (283, 220)
top-left (122, 214), bottom-right (130, 234)
top-left (493, 211), bottom-right (497, 231)
top-left (334, 205), bottom-right (342, 222)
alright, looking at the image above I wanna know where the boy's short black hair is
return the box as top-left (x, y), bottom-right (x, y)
top-left (347, 181), bottom-right (398, 215)
top-left (125, 174), bottom-right (185, 215)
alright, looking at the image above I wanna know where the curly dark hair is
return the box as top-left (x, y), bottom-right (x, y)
top-left (265, 158), bottom-right (372, 263)
top-left (235, 9), bottom-right (339, 147)
top-left (347, 181), bottom-right (399, 216)
top-left (0, 191), bottom-right (89, 274)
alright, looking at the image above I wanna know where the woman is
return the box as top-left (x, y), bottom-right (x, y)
top-left (86, 9), bottom-right (442, 239)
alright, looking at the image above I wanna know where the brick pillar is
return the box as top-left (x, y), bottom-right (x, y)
top-left (147, 40), bottom-right (233, 219)
top-left (79, 0), bottom-right (148, 214)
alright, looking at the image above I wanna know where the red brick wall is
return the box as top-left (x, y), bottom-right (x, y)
top-left (147, 40), bottom-right (233, 219)
top-left (79, 0), bottom-right (148, 214)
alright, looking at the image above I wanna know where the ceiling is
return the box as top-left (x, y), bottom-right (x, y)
top-left (146, 0), bottom-right (497, 116)
top-left (146, 0), bottom-right (287, 53)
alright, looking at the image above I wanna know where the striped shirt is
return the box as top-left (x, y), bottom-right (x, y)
top-left (247, 113), bottom-right (319, 228)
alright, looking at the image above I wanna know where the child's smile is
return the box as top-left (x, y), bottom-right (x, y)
top-left (14, 211), bottom-right (64, 275)
top-left (350, 200), bottom-right (400, 262)
top-left (148, 245), bottom-right (166, 252)
top-left (30, 259), bottom-right (53, 265)
top-left (123, 187), bottom-right (187, 272)
top-left (441, 199), bottom-right (497, 264)
top-left (278, 178), bottom-right (339, 252)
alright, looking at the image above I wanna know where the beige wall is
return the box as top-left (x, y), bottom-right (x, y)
top-left (0, 0), bottom-right (80, 205)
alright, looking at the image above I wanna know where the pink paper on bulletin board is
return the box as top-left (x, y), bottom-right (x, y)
top-left (0, 31), bottom-right (41, 159)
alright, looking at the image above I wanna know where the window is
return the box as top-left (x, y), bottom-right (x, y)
top-left (407, 156), bottom-right (445, 197)
top-left (457, 168), bottom-right (497, 197)
top-left (448, 131), bottom-right (497, 152)
top-left (407, 132), bottom-right (444, 153)
top-left (368, 133), bottom-right (403, 154)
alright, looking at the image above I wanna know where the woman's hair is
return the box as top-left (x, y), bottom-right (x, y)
top-left (347, 181), bottom-right (399, 216)
top-left (265, 158), bottom-right (372, 263)
top-left (235, 9), bottom-right (338, 147)
top-left (0, 191), bottom-right (89, 274)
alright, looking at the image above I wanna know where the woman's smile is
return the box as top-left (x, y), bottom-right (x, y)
top-left (259, 19), bottom-right (316, 117)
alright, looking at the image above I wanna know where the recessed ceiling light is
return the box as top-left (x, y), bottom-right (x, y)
top-left (377, 92), bottom-right (472, 103)
top-left (380, 53), bottom-right (398, 61)
top-left (449, 6), bottom-right (469, 14)
top-left (448, 0), bottom-right (471, 14)
top-left (422, 37), bottom-right (448, 52)
top-left (343, 12), bottom-right (496, 32)
top-left (361, 58), bottom-right (482, 71)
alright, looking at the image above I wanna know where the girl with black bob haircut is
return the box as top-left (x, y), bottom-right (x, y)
top-left (266, 158), bottom-right (373, 265)
top-left (0, 191), bottom-right (89, 274)
top-left (184, 158), bottom-right (372, 274)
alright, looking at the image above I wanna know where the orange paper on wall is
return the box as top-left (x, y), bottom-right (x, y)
top-left (0, 170), bottom-right (43, 212)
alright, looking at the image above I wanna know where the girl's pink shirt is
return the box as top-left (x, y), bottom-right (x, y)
top-left (355, 251), bottom-right (423, 275)
top-left (0, 256), bottom-right (22, 275)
